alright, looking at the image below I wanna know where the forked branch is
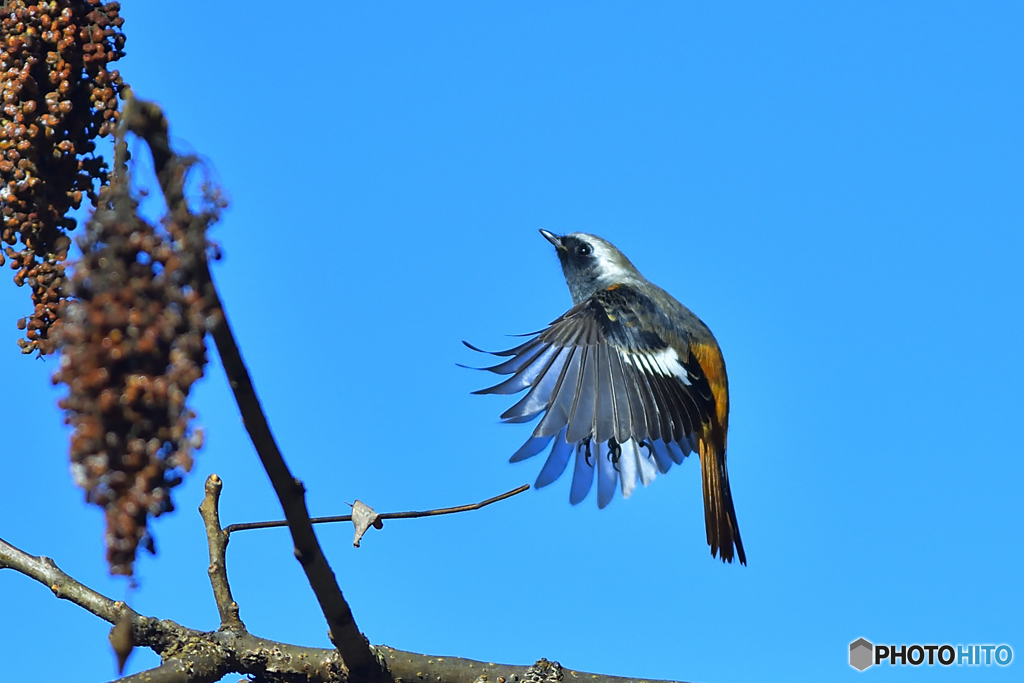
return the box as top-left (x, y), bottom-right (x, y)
top-left (1, 533), bottom-right (691, 683)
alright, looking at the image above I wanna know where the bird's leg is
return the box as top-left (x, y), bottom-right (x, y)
top-left (607, 438), bottom-right (621, 471)
top-left (639, 439), bottom-right (654, 460)
top-left (579, 439), bottom-right (594, 467)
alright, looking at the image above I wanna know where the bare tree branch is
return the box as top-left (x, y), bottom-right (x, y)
top-left (223, 484), bottom-right (532, 535)
top-left (112, 660), bottom-right (194, 683)
top-left (378, 650), bottom-right (689, 683)
top-left (2, 534), bottom-right (692, 683)
top-left (1, 534), bottom-right (345, 682)
top-left (0, 534), bottom-right (127, 624)
top-left (199, 474), bottom-right (244, 631)
top-left (118, 91), bottom-right (387, 683)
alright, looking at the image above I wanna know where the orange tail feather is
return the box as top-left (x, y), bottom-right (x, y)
top-left (699, 433), bottom-right (746, 565)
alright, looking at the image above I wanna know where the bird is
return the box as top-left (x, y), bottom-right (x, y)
top-left (466, 229), bottom-right (745, 564)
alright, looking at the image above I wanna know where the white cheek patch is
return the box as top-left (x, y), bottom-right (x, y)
top-left (622, 347), bottom-right (691, 385)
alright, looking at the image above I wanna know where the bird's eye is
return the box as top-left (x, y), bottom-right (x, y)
top-left (577, 244), bottom-right (592, 257)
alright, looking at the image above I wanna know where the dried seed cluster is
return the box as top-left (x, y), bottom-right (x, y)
top-left (1, 0), bottom-right (125, 354)
top-left (54, 183), bottom-right (209, 576)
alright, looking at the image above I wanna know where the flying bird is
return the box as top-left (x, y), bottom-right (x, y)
top-left (467, 230), bottom-right (745, 564)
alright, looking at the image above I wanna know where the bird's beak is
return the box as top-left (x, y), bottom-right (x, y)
top-left (538, 229), bottom-right (565, 251)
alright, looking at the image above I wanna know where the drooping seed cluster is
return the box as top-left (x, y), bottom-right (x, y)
top-left (1, 1), bottom-right (125, 354)
top-left (54, 182), bottom-right (210, 576)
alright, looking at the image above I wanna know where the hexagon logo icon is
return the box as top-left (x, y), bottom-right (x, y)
top-left (850, 638), bottom-right (874, 671)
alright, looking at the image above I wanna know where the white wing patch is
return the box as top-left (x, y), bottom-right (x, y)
top-left (621, 347), bottom-right (691, 385)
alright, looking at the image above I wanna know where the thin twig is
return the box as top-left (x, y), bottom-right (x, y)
top-left (120, 95), bottom-right (386, 683)
top-left (224, 484), bottom-right (531, 535)
top-left (198, 474), bottom-right (245, 631)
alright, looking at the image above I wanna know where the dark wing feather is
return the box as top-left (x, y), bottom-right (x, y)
top-left (566, 345), bottom-right (597, 443)
top-left (594, 343), bottom-right (616, 443)
top-left (536, 347), bottom-right (583, 437)
top-left (473, 339), bottom-right (546, 375)
top-left (509, 433), bottom-right (554, 463)
top-left (608, 350), bottom-right (635, 444)
top-left (634, 352), bottom-right (678, 442)
top-left (596, 440), bottom-right (617, 508)
top-left (535, 427), bottom-right (573, 487)
top-left (569, 442), bottom-right (594, 504)
top-left (498, 347), bottom-right (570, 421)
top-left (475, 344), bottom-right (560, 396)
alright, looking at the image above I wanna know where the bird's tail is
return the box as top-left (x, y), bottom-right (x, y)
top-left (699, 434), bottom-right (746, 565)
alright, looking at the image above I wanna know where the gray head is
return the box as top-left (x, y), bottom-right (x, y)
top-left (539, 230), bottom-right (646, 304)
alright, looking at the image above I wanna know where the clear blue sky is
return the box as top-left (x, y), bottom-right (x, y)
top-left (2, 3), bottom-right (1021, 681)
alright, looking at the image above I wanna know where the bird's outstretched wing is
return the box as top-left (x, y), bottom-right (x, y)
top-left (469, 284), bottom-right (745, 564)
top-left (468, 284), bottom-right (717, 505)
